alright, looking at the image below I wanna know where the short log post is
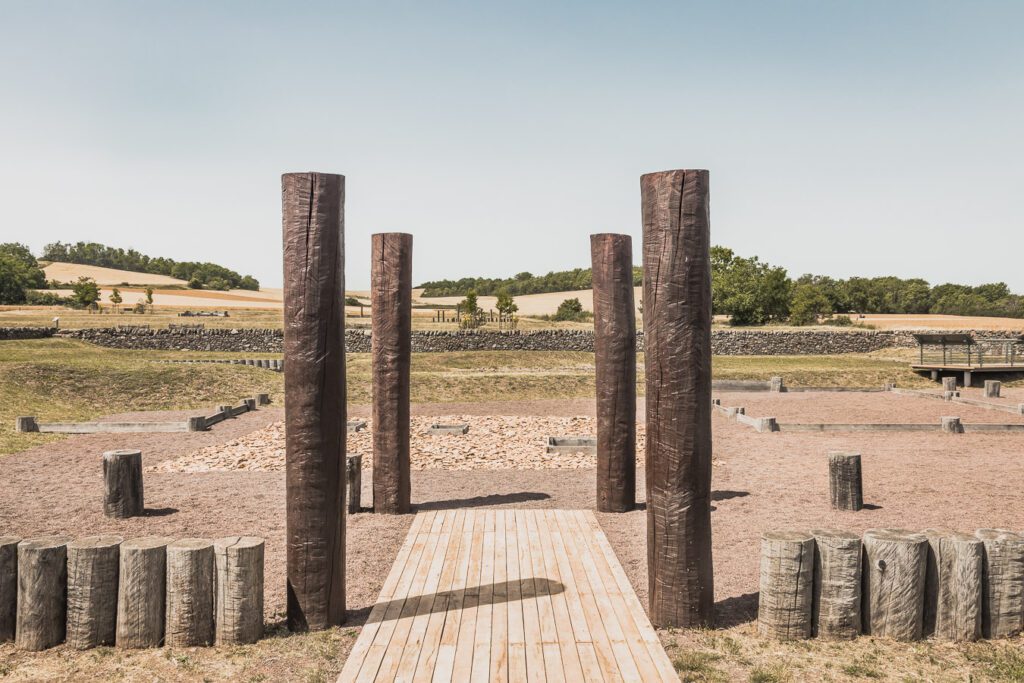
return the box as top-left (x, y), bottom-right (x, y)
top-left (811, 529), bottom-right (862, 639)
top-left (985, 380), bottom-right (1001, 398)
top-left (943, 376), bottom-right (958, 392)
top-left (16, 536), bottom-right (71, 650)
top-left (829, 452), bottom-right (863, 511)
top-left (758, 531), bottom-right (814, 640)
top-left (347, 455), bottom-right (362, 515)
top-left (282, 171), bottom-right (346, 631)
top-left (187, 416), bottom-right (206, 432)
top-left (591, 233), bottom-right (636, 513)
top-left (166, 539), bottom-right (215, 647)
top-left (244, 398), bottom-right (257, 411)
top-left (372, 232), bottom-right (413, 515)
top-left (941, 416), bottom-right (962, 434)
top-left (218, 405), bottom-right (233, 417)
top-left (66, 535), bottom-right (122, 649)
top-left (976, 528), bottom-right (1024, 639)
top-left (103, 449), bottom-right (144, 519)
top-left (770, 376), bottom-right (785, 393)
top-left (116, 536), bottom-right (172, 648)
top-left (923, 529), bottom-right (982, 642)
top-left (0, 537), bottom-right (19, 642)
top-left (642, 169), bottom-right (714, 628)
top-left (15, 416), bottom-right (37, 433)
top-left (256, 393), bottom-right (271, 406)
top-left (862, 529), bottom-right (928, 640)
top-left (214, 536), bottom-right (265, 645)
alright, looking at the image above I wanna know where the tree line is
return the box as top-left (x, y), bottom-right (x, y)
top-left (421, 246), bottom-right (1024, 324)
top-left (41, 241), bottom-right (260, 291)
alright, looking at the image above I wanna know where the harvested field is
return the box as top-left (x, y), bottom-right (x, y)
top-left (4, 394), bottom-right (1024, 680)
top-left (720, 390), bottom-right (1024, 424)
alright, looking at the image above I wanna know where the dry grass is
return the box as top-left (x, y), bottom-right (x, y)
top-left (662, 625), bottom-right (1024, 682)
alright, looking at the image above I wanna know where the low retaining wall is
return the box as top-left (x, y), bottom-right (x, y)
top-left (0, 327), bottom-right (55, 340)
top-left (7, 325), bottom-right (1016, 355)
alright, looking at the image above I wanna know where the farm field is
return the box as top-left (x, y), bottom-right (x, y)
top-left (4, 365), bottom-right (1024, 679)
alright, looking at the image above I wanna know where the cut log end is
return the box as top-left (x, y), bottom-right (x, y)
top-left (66, 535), bottom-right (123, 650)
top-left (166, 538), bottom-right (215, 648)
top-left (810, 529), bottom-right (862, 639)
top-left (215, 536), bottom-right (265, 645)
top-left (862, 529), bottom-right (928, 641)
top-left (16, 536), bottom-right (72, 651)
top-left (758, 531), bottom-right (814, 640)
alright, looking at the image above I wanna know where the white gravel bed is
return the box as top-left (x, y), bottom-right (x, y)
top-left (152, 416), bottom-right (650, 472)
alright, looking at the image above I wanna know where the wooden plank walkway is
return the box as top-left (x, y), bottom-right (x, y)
top-left (339, 509), bottom-right (678, 682)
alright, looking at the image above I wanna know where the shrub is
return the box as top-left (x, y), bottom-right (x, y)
top-left (553, 297), bottom-right (591, 322)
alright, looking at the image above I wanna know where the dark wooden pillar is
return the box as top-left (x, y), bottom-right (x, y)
top-left (641, 169), bottom-right (714, 628)
top-left (282, 172), bottom-right (346, 631)
top-left (371, 232), bottom-right (413, 514)
top-left (591, 233), bottom-right (636, 513)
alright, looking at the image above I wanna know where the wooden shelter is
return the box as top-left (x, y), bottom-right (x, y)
top-left (911, 333), bottom-right (1024, 386)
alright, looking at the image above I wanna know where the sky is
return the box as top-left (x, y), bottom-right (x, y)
top-left (0, 1), bottom-right (1021, 291)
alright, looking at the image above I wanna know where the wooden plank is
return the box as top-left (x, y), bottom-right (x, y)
top-left (553, 511), bottom-right (635, 683)
top-left (340, 511), bottom-right (434, 682)
top-left (489, 510), bottom-right (509, 682)
top-left (526, 511), bottom-right (566, 683)
top-left (410, 509), bottom-right (467, 681)
top-left (364, 512), bottom-right (446, 682)
top-left (535, 511), bottom-right (585, 681)
top-left (504, 511), bottom-right (528, 683)
top-left (394, 510), bottom-right (463, 682)
top-left (451, 512), bottom-right (485, 680)
top-left (515, 510), bottom-right (547, 683)
top-left (575, 511), bottom-right (678, 682)
top-left (432, 511), bottom-right (477, 681)
top-left (471, 511), bottom-right (496, 681)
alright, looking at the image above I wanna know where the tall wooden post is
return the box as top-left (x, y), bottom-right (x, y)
top-left (642, 169), bottom-right (714, 628)
top-left (591, 233), bottom-right (636, 513)
top-left (282, 172), bottom-right (346, 631)
top-left (372, 232), bottom-right (413, 515)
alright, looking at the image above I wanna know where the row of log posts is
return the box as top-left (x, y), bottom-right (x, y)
top-left (760, 527), bottom-right (1023, 642)
top-left (1, 535), bottom-right (263, 650)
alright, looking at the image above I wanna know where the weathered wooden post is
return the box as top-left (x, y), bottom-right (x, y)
top-left (862, 529), bottom-right (928, 640)
top-left (591, 233), bottom-right (636, 513)
top-left (770, 376), bottom-right (785, 393)
top-left (282, 172), bottom-right (346, 630)
top-left (16, 536), bottom-right (71, 650)
top-left (943, 376), bottom-right (957, 392)
top-left (215, 536), bottom-right (265, 645)
top-left (371, 232), bottom-right (413, 515)
top-left (758, 531), bottom-right (814, 639)
top-left (103, 449), bottom-right (144, 519)
top-left (15, 416), bottom-right (37, 433)
top-left (642, 169), bottom-right (714, 627)
top-left (347, 454), bottom-right (362, 515)
top-left (166, 539), bottom-right (215, 647)
top-left (976, 528), bottom-right (1024, 638)
top-left (828, 452), bottom-right (863, 511)
top-left (116, 536), bottom-right (172, 648)
top-left (941, 416), bottom-right (962, 434)
top-left (811, 529), bottom-right (862, 639)
top-left (256, 393), bottom-right (271, 406)
top-left (985, 380), bottom-right (1001, 398)
top-left (0, 537), bottom-right (17, 642)
top-left (923, 529), bottom-right (982, 641)
top-left (66, 535), bottom-right (122, 649)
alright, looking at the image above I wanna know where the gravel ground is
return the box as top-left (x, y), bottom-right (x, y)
top-left (4, 393), bottom-right (1024, 680)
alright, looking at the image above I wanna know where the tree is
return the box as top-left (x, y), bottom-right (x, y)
top-left (144, 287), bottom-right (154, 305)
top-left (187, 276), bottom-right (204, 289)
top-left (458, 290), bottom-right (485, 329)
top-left (789, 283), bottom-right (832, 325)
top-left (109, 287), bottom-right (123, 311)
top-left (711, 247), bottom-right (791, 325)
top-left (495, 288), bottom-right (518, 328)
top-left (553, 297), bottom-right (589, 322)
top-left (70, 276), bottom-right (100, 308)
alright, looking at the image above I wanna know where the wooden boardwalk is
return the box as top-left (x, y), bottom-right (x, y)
top-left (338, 508), bottom-right (677, 682)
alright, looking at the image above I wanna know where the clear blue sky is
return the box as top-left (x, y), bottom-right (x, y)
top-left (1, 1), bottom-right (1021, 290)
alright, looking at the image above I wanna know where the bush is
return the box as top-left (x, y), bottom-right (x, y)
top-left (789, 283), bottom-right (831, 326)
top-left (24, 290), bottom-right (70, 306)
top-left (70, 276), bottom-right (100, 308)
top-left (552, 298), bottom-right (591, 322)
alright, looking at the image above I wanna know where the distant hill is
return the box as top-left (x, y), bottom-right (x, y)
top-left (42, 262), bottom-right (188, 287)
top-left (41, 241), bottom-right (259, 291)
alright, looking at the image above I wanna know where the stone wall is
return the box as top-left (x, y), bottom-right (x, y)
top-left (0, 326), bottom-right (56, 340)
top-left (31, 326), bottom-right (1022, 355)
